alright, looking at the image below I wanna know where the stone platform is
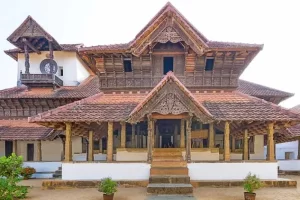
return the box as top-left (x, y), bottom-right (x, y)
top-left (146, 195), bottom-right (196, 200)
top-left (42, 179), bottom-right (297, 189)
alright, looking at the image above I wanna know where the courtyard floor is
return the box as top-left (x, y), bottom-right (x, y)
top-left (21, 175), bottom-right (300, 200)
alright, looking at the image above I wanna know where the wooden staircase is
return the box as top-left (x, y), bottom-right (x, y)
top-left (147, 148), bottom-right (193, 195)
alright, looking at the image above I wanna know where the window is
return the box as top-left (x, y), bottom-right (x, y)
top-left (163, 57), bottom-right (173, 74)
top-left (123, 59), bottom-right (132, 72)
top-left (27, 144), bottom-right (34, 161)
top-left (205, 58), bottom-right (214, 71)
top-left (5, 141), bottom-right (13, 157)
top-left (93, 140), bottom-right (100, 150)
top-left (59, 66), bottom-right (63, 76)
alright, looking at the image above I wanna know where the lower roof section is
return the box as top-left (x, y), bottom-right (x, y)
top-left (0, 119), bottom-right (62, 141)
top-left (0, 76), bottom-right (293, 104)
top-left (28, 74), bottom-right (299, 124)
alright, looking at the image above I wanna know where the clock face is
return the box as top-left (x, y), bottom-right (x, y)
top-left (40, 59), bottom-right (58, 74)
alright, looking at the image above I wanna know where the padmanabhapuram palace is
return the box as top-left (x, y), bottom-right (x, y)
top-left (1, 2), bottom-right (300, 193)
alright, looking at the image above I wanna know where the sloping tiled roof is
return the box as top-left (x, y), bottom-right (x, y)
top-left (28, 78), bottom-right (300, 123)
top-left (238, 80), bottom-right (293, 98)
top-left (79, 2), bottom-right (263, 53)
top-left (276, 105), bottom-right (300, 143)
top-left (0, 76), bottom-right (292, 103)
top-left (0, 119), bottom-right (61, 141)
top-left (5, 44), bottom-right (83, 61)
top-left (0, 76), bottom-right (100, 99)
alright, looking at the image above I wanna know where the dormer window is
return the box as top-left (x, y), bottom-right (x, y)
top-left (123, 58), bottom-right (132, 72)
top-left (205, 58), bottom-right (214, 71)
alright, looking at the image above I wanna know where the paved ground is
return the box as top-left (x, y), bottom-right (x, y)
top-left (21, 175), bottom-right (300, 200)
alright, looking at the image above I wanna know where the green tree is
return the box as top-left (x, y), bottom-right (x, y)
top-left (0, 153), bottom-right (28, 200)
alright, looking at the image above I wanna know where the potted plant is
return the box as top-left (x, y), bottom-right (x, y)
top-left (243, 173), bottom-right (262, 200)
top-left (98, 177), bottom-right (117, 200)
top-left (21, 167), bottom-right (36, 180)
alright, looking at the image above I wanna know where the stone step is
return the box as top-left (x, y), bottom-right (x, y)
top-left (150, 167), bottom-right (188, 176)
top-left (149, 175), bottom-right (190, 184)
top-left (153, 148), bottom-right (183, 152)
top-left (151, 161), bottom-right (187, 168)
top-left (147, 183), bottom-right (193, 194)
top-left (152, 157), bottom-right (183, 162)
top-left (152, 152), bottom-right (182, 157)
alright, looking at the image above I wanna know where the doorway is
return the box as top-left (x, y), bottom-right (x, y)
top-left (156, 119), bottom-right (180, 148)
top-left (5, 141), bottom-right (13, 157)
top-left (163, 57), bottom-right (173, 74)
top-left (27, 144), bottom-right (34, 161)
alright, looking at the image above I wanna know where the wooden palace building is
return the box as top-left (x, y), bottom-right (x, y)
top-left (1, 2), bottom-right (300, 183)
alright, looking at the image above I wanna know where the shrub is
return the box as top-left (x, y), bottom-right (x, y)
top-left (98, 177), bottom-right (117, 195)
top-left (243, 173), bottom-right (262, 193)
top-left (21, 167), bottom-right (36, 180)
top-left (0, 153), bottom-right (28, 199)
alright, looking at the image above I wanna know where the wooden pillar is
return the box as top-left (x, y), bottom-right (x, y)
top-left (24, 43), bottom-right (30, 74)
top-left (152, 120), bottom-right (155, 148)
top-left (131, 124), bottom-right (136, 148)
top-left (174, 124), bottom-right (178, 147)
top-left (107, 122), bottom-right (113, 162)
top-left (65, 122), bottom-right (72, 162)
top-left (186, 117), bottom-right (192, 162)
top-left (209, 122), bottom-right (215, 148)
top-left (49, 41), bottom-right (54, 60)
top-left (274, 139), bottom-right (276, 160)
top-left (224, 121), bottom-right (230, 161)
top-left (88, 131), bottom-right (94, 161)
top-left (243, 129), bottom-right (249, 160)
top-left (36, 140), bottom-right (42, 161)
top-left (137, 125), bottom-right (140, 148)
top-left (267, 123), bottom-right (275, 161)
top-left (99, 138), bottom-right (103, 153)
top-left (120, 122), bottom-right (126, 148)
top-left (12, 141), bottom-right (18, 155)
top-left (180, 119), bottom-right (185, 148)
top-left (147, 116), bottom-right (153, 162)
top-left (231, 136), bottom-right (236, 152)
top-left (297, 138), bottom-right (300, 160)
top-left (155, 125), bottom-right (159, 148)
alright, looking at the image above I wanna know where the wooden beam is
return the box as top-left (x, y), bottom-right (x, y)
top-left (152, 113), bottom-right (189, 119)
top-left (22, 38), bottom-right (41, 54)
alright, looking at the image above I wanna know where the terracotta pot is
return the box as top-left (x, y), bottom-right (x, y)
top-left (103, 193), bottom-right (114, 200)
top-left (244, 192), bottom-right (256, 200)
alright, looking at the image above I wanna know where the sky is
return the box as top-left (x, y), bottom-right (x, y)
top-left (0, 0), bottom-right (299, 108)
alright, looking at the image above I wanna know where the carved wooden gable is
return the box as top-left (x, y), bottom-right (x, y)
top-left (128, 74), bottom-right (213, 123)
top-left (8, 16), bottom-right (53, 43)
top-left (130, 4), bottom-right (207, 57)
top-left (154, 27), bottom-right (183, 44)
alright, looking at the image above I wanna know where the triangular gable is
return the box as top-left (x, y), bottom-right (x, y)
top-left (130, 2), bottom-right (208, 56)
top-left (128, 72), bottom-right (213, 123)
top-left (7, 16), bottom-right (61, 50)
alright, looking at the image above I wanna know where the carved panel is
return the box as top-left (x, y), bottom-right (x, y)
top-left (155, 27), bottom-right (183, 43)
top-left (153, 93), bottom-right (188, 115)
top-left (152, 55), bottom-right (162, 76)
top-left (174, 55), bottom-right (185, 75)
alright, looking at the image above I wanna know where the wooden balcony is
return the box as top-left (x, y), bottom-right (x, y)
top-left (20, 73), bottom-right (63, 88)
top-left (98, 72), bottom-right (238, 89)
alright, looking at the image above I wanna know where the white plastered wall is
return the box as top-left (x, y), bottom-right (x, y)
top-left (0, 136), bottom-right (82, 161)
top-left (18, 51), bottom-right (90, 86)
